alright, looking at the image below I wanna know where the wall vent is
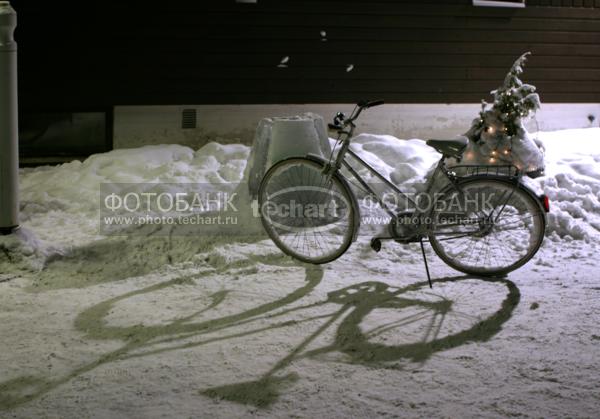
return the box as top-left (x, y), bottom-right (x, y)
top-left (181, 109), bottom-right (197, 129)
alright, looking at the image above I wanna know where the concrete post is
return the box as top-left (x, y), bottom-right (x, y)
top-left (0, 1), bottom-right (18, 235)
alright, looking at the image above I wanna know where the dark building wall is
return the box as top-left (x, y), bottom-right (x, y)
top-left (13, 0), bottom-right (600, 111)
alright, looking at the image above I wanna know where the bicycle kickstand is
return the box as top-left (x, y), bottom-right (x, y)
top-left (419, 238), bottom-right (433, 289)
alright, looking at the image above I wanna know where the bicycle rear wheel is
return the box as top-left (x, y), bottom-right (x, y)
top-left (258, 158), bottom-right (357, 264)
top-left (429, 178), bottom-right (545, 276)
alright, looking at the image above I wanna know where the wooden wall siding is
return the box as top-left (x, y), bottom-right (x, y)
top-left (13, 1), bottom-right (600, 110)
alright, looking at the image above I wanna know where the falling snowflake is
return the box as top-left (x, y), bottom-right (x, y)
top-left (320, 30), bottom-right (327, 41)
top-left (278, 56), bottom-right (289, 68)
top-left (346, 64), bottom-right (354, 72)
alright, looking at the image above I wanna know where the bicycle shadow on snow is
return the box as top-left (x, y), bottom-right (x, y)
top-left (202, 275), bottom-right (520, 407)
top-left (0, 253), bottom-right (520, 410)
top-left (0, 250), bottom-right (322, 410)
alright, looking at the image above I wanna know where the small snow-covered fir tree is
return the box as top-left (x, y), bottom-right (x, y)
top-left (461, 52), bottom-right (545, 176)
top-left (490, 52), bottom-right (541, 135)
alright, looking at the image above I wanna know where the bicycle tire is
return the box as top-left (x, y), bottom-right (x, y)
top-left (428, 177), bottom-right (545, 277)
top-left (258, 157), bottom-right (358, 264)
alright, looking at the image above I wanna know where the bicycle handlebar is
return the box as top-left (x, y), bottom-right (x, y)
top-left (328, 99), bottom-right (385, 134)
top-left (326, 100), bottom-right (384, 173)
top-left (358, 99), bottom-right (385, 109)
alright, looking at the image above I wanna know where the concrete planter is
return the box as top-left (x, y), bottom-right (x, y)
top-left (246, 113), bottom-right (331, 198)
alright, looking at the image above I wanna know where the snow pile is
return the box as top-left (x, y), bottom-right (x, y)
top-left (534, 128), bottom-right (600, 241)
top-left (0, 227), bottom-right (55, 272)
top-left (345, 133), bottom-right (440, 186)
top-left (1, 143), bottom-right (251, 270)
top-left (21, 143), bottom-right (249, 214)
top-left (346, 129), bottom-right (600, 241)
top-left (2, 127), bottom-right (599, 273)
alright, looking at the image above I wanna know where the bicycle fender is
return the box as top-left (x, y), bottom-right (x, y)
top-left (453, 175), bottom-right (548, 225)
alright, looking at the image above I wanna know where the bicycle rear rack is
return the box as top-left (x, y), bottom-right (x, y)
top-left (446, 164), bottom-right (521, 179)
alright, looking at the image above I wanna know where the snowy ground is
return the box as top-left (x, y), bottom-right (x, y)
top-left (1, 129), bottom-right (599, 418)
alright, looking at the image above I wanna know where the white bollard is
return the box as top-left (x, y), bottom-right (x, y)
top-left (0, 1), bottom-right (18, 235)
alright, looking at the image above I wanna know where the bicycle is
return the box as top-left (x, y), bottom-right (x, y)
top-left (258, 100), bottom-right (549, 282)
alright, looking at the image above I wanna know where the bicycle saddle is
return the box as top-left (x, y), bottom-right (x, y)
top-left (426, 136), bottom-right (468, 157)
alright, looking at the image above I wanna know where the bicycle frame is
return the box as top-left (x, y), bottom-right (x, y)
top-left (327, 125), bottom-right (454, 220)
top-left (324, 105), bottom-right (534, 240)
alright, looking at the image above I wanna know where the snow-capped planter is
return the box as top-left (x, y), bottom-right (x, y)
top-left (245, 113), bottom-right (331, 197)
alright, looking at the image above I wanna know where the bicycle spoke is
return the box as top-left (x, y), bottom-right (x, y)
top-left (259, 158), bottom-right (356, 263)
top-left (429, 179), bottom-right (544, 275)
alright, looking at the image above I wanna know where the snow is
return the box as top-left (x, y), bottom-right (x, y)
top-left (344, 129), bottom-right (600, 242)
top-left (4, 143), bottom-right (252, 272)
top-left (535, 128), bottom-right (600, 241)
top-left (346, 133), bottom-right (440, 186)
top-left (1, 128), bottom-right (599, 418)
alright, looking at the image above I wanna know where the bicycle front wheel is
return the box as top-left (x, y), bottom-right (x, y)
top-left (258, 158), bottom-right (357, 264)
top-left (429, 178), bottom-right (545, 276)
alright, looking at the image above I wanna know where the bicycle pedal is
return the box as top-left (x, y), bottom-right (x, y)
top-left (370, 238), bottom-right (382, 252)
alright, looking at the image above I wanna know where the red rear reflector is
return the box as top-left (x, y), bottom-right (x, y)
top-left (541, 195), bottom-right (550, 212)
